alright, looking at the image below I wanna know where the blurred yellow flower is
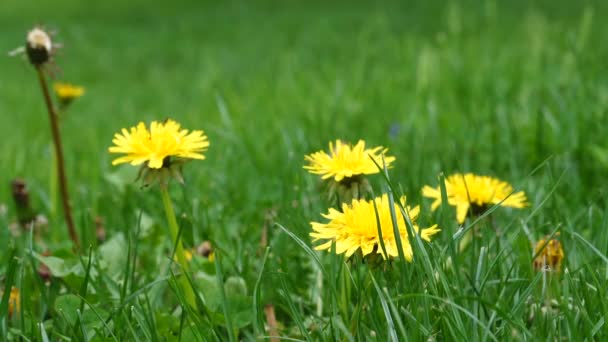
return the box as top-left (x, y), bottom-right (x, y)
top-left (422, 173), bottom-right (527, 224)
top-left (310, 194), bottom-right (440, 260)
top-left (183, 249), bottom-right (193, 262)
top-left (176, 245), bottom-right (215, 263)
top-left (53, 82), bottom-right (85, 105)
top-left (533, 237), bottom-right (564, 272)
top-left (304, 140), bottom-right (395, 182)
top-left (108, 119), bottom-right (209, 169)
top-left (8, 287), bottom-right (20, 317)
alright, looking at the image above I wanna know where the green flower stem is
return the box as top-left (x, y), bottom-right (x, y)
top-left (159, 185), bottom-right (197, 309)
top-left (50, 145), bottom-right (58, 218)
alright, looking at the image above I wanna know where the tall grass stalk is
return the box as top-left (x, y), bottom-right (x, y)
top-left (34, 66), bottom-right (79, 249)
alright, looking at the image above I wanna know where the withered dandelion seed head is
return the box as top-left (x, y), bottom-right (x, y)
top-left (26, 27), bottom-right (53, 65)
top-left (21, 26), bottom-right (80, 250)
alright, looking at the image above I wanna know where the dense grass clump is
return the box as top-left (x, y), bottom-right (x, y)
top-left (1, 0), bottom-right (608, 340)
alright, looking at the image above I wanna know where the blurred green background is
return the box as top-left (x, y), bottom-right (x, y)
top-left (1, 0), bottom-right (607, 283)
top-left (3, 0), bottom-right (608, 339)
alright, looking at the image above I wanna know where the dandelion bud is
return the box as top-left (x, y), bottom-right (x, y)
top-left (533, 237), bottom-right (564, 273)
top-left (196, 240), bottom-right (214, 258)
top-left (38, 261), bottom-right (51, 282)
top-left (11, 179), bottom-right (29, 208)
top-left (26, 27), bottom-right (53, 66)
top-left (11, 178), bottom-right (36, 228)
top-left (37, 250), bottom-right (52, 283)
top-left (95, 216), bottom-right (106, 243)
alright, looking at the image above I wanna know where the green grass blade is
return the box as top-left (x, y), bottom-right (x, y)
top-left (278, 272), bottom-right (311, 341)
top-left (369, 271), bottom-right (398, 342)
top-left (253, 247), bottom-right (271, 337)
top-left (214, 250), bottom-right (236, 342)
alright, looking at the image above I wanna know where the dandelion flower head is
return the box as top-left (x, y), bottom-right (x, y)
top-left (422, 173), bottom-right (527, 224)
top-left (310, 194), bottom-right (440, 261)
top-left (304, 140), bottom-right (395, 182)
top-left (109, 119), bottom-right (209, 169)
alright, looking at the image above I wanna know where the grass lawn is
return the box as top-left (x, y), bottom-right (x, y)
top-left (2, 0), bottom-right (608, 340)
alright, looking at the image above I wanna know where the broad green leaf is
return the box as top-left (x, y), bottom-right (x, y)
top-left (54, 294), bottom-right (80, 326)
top-left (224, 276), bottom-right (247, 297)
top-left (98, 233), bottom-right (128, 279)
top-left (32, 253), bottom-right (86, 278)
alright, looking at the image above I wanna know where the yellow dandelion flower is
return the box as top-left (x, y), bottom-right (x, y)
top-left (108, 119), bottom-right (209, 169)
top-left (53, 82), bottom-right (85, 105)
top-left (310, 194), bottom-right (440, 260)
top-left (533, 237), bottom-right (564, 273)
top-left (304, 140), bottom-right (395, 182)
top-left (422, 173), bottom-right (528, 224)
